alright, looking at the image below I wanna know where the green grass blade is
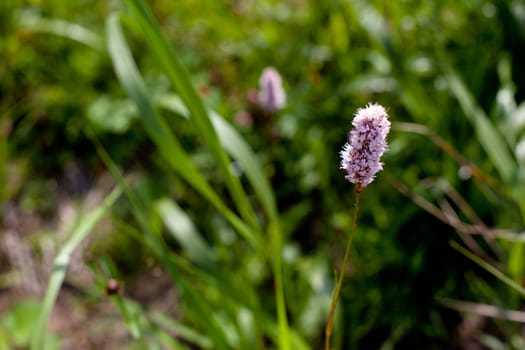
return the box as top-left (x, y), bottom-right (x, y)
top-left (268, 221), bottom-right (291, 350)
top-left (112, 296), bottom-right (190, 350)
top-left (210, 112), bottom-right (278, 220)
top-left (158, 95), bottom-right (291, 349)
top-left (260, 316), bottom-right (311, 350)
top-left (140, 204), bottom-right (300, 350)
top-left (18, 11), bottom-right (104, 51)
top-left (156, 198), bottom-right (216, 270)
top-left (0, 119), bottom-right (7, 206)
top-left (170, 250), bottom-right (304, 350)
top-left (157, 94), bottom-right (278, 221)
top-left (149, 309), bottom-right (212, 349)
top-left (94, 256), bottom-right (147, 341)
top-left (508, 241), bottom-right (525, 281)
top-left (122, 0), bottom-right (258, 232)
top-left (88, 131), bottom-right (233, 349)
top-left (30, 188), bottom-right (121, 350)
top-left (105, 13), bottom-right (259, 250)
top-left (211, 114), bottom-right (290, 348)
top-left (443, 64), bottom-right (517, 183)
top-left (112, 296), bottom-right (143, 340)
top-left (108, 6), bottom-right (290, 347)
top-left (450, 241), bottom-right (525, 298)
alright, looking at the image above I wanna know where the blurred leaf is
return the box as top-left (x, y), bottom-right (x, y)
top-left (341, 75), bottom-right (398, 95)
top-left (211, 111), bottom-right (278, 219)
top-left (379, 319), bottom-right (411, 350)
top-left (451, 241), bottom-right (525, 298)
top-left (105, 12), bottom-right (260, 249)
top-left (89, 131), bottom-right (234, 349)
top-left (479, 334), bottom-right (507, 350)
top-left (236, 307), bottom-right (257, 350)
top-left (30, 188), bottom-right (121, 350)
top-left (122, 0), bottom-right (259, 232)
top-left (156, 198), bottom-right (216, 269)
top-left (510, 102), bottom-right (525, 144)
top-left (149, 309), bottom-right (212, 349)
top-left (495, 55), bottom-right (516, 115)
top-left (158, 94), bottom-right (279, 221)
top-left (17, 10), bottom-right (104, 51)
top-left (0, 119), bottom-right (7, 205)
top-left (87, 95), bottom-right (137, 133)
top-left (1, 300), bottom-right (55, 348)
top-left (508, 241), bottom-right (524, 280)
top-left (112, 297), bottom-right (143, 340)
top-left (443, 64), bottom-right (516, 183)
top-left (350, 0), bottom-right (438, 122)
top-left (280, 202), bottom-right (312, 238)
top-left (329, 11), bottom-right (349, 53)
top-left (157, 94), bottom-right (292, 349)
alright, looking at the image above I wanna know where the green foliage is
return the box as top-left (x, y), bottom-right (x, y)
top-left (2, 0), bottom-right (525, 349)
top-left (1, 300), bottom-right (60, 350)
top-left (30, 188), bottom-right (120, 350)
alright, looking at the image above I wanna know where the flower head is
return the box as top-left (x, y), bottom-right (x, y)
top-left (258, 67), bottom-right (286, 112)
top-left (340, 103), bottom-right (390, 191)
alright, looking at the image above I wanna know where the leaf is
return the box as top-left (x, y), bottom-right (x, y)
top-left (443, 65), bottom-right (517, 183)
top-left (17, 10), bottom-right (103, 51)
top-left (156, 198), bottom-right (216, 270)
top-left (450, 241), bottom-right (525, 298)
top-left (158, 94), bottom-right (279, 221)
top-left (508, 241), bottom-right (525, 280)
top-left (87, 95), bottom-right (137, 133)
top-left (105, 13), bottom-right (259, 250)
top-left (122, 0), bottom-right (258, 231)
top-left (30, 188), bottom-right (121, 350)
top-left (88, 132), bottom-right (233, 349)
top-left (157, 95), bottom-right (292, 350)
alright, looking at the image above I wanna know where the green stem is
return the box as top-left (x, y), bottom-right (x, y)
top-left (325, 189), bottom-right (361, 350)
top-left (269, 221), bottom-right (291, 350)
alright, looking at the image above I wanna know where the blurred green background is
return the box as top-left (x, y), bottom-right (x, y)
top-left (1, 0), bottom-right (525, 349)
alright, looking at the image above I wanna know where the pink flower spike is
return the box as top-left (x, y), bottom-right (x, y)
top-left (340, 103), bottom-right (391, 191)
top-left (258, 67), bottom-right (286, 112)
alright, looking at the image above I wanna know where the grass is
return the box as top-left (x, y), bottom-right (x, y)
top-left (2, 0), bottom-right (525, 349)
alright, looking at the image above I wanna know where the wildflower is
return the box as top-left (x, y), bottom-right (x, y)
top-left (340, 103), bottom-right (390, 190)
top-left (258, 67), bottom-right (286, 112)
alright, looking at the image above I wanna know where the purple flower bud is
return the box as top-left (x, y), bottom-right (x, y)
top-left (340, 103), bottom-right (391, 191)
top-left (258, 67), bottom-right (286, 112)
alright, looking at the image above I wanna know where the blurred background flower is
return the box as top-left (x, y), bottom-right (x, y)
top-left (258, 67), bottom-right (286, 112)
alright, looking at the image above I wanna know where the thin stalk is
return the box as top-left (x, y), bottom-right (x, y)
top-left (450, 241), bottom-right (525, 298)
top-left (325, 189), bottom-right (361, 350)
top-left (269, 221), bottom-right (290, 350)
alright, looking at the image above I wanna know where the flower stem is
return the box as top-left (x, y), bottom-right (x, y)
top-left (325, 189), bottom-right (361, 350)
